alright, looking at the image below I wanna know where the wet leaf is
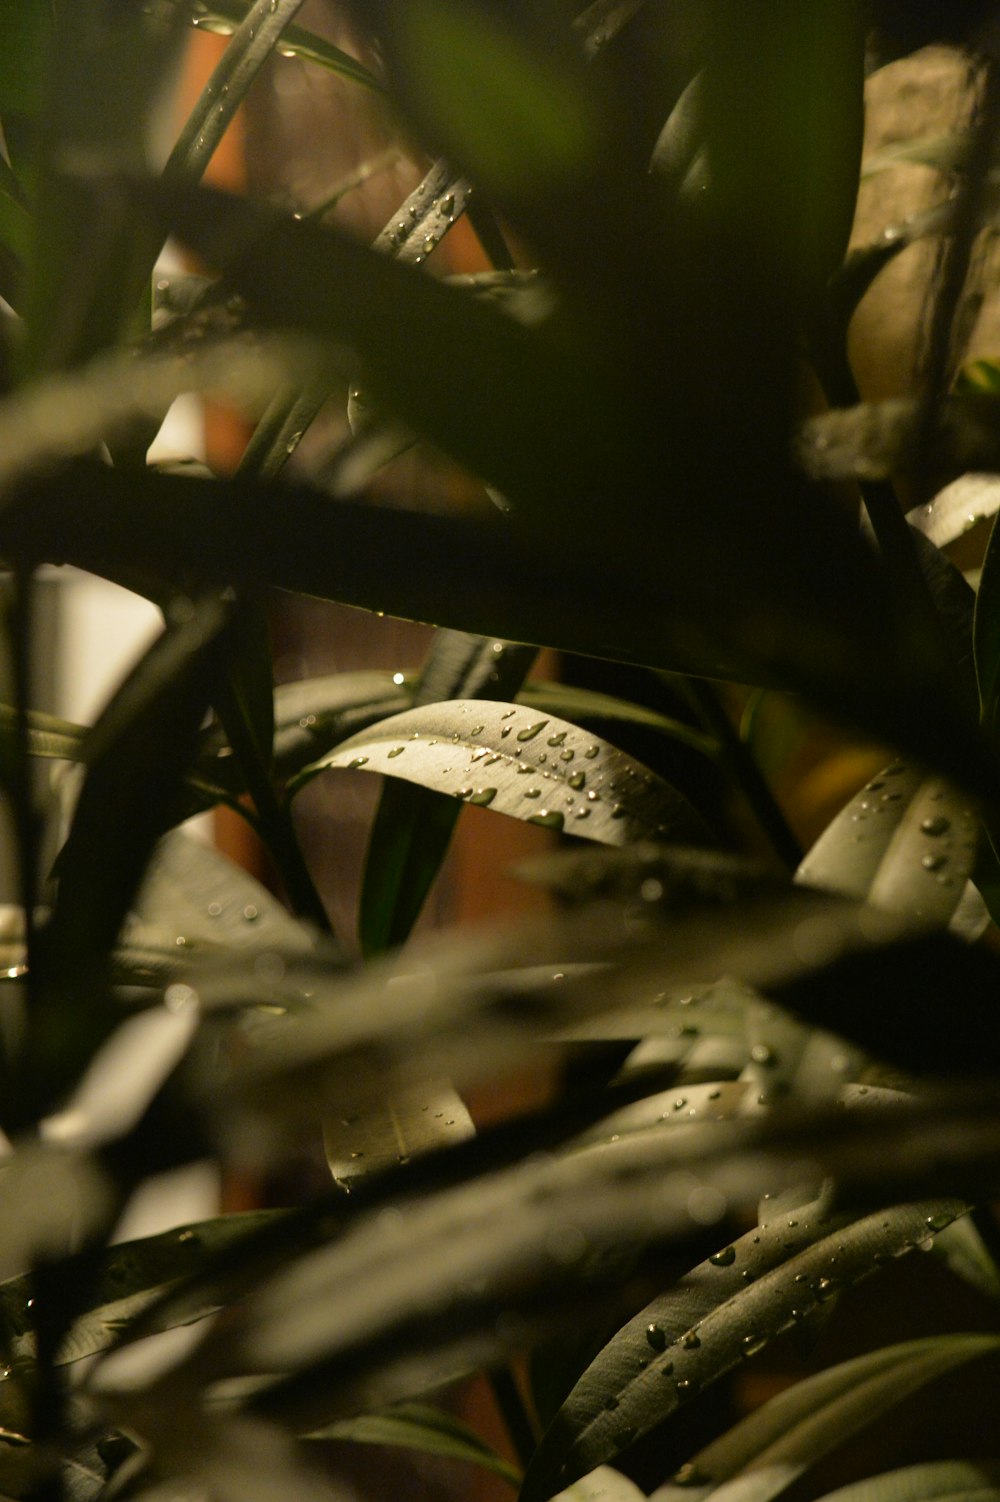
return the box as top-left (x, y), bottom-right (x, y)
top-left (908, 474), bottom-right (1000, 551)
top-left (0, 1211), bottom-right (279, 1368)
top-left (359, 637), bottom-right (536, 956)
top-left (795, 759), bottom-right (979, 930)
top-left (323, 1080), bottom-right (474, 1190)
top-left (295, 698), bottom-right (706, 846)
top-left (130, 830), bottom-right (314, 955)
top-left (520, 1202), bottom-right (967, 1501)
top-left (182, 0), bottom-right (382, 91)
top-left (647, 1336), bottom-right (1000, 1502)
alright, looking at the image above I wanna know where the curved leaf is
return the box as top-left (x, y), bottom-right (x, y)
top-left (520, 1202), bottom-right (968, 1502)
top-left (795, 759), bottom-right (979, 929)
top-left (811, 1462), bottom-right (1000, 1502)
top-left (295, 698), bottom-right (706, 845)
top-left (309, 1400), bottom-right (520, 1486)
top-left (359, 636), bottom-right (536, 956)
top-left (648, 1336), bottom-right (1000, 1502)
top-left (184, 0), bottom-right (382, 91)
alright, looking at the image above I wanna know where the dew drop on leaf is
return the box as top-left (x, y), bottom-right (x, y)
top-left (517, 720), bottom-right (549, 742)
top-left (646, 1322), bottom-right (667, 1351)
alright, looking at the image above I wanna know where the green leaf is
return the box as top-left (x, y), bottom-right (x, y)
top-left (648, 1336), bottom-right (1000, 1502)
top-left (130, 829), bottom-right (314, 955)
top-left (309, 1400), bottom-right (520, 1486)
top-left (182, 1), bottom-right (382, 92)
top-left (701, 2), bottom-right (865, 298)
top-left (322, 1080), bottom-right (475, 1190)
top-left (795, 758), bottom-right (979, 930)
top-left (359, 635), bottom-right (536, 956)
top-left (294, 698), bottom-right (706, 845)
top-left (0, 1), bottom-right (52, 115)
top-left (385, 1), bottom-right (601, 198)
top-left (0, 1210), bottom-right (280, 1369)
top-left (520, 1203), bottom-right (968, 1501)
top-left (163, 0), bottom-right (310, 193)
top-left (142, 182), bottom-right (609, 516)
top-left (19, 595), bottom-right (235, 1125)
top-left (21, 0), bottom-right (189, 376)
top-left (811, 1462), bottom-right (1000, 1502)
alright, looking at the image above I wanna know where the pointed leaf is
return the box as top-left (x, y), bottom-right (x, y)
top-left (181, 0), bottom-right (382, 91)
top-left (21, 596), bottom-right (235, 1124)
top-left (360, 637), bottom-right (536, 955)
top-left (130, 829), bottom-right (314, 954)
top-left (296, 699), bottom-right (706, 845)
top-left (520, 1202), bottom-right (969, 1502)
top-left (811, 1462), bottom-right (1000, 1502)
top-left (648, 1336), bottom-right (1000, 1502)
top-left (309, 1401), bottom-right (520, 1486)
top-left (0, 1211), bottom-right (280, 1369)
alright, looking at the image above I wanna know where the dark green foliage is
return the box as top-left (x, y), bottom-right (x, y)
top-left (3, 9), bottom-right (1000, 1502)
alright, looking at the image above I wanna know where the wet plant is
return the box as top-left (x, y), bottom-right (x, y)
top-left (4, 5), bottom-right (1000, 1502)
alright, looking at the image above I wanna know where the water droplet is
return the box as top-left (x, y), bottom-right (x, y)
top-left (750, 1043), bottom-right (775, 1065)
top-left (470, 788), bottom-right (497, 806)
top-left (742, 1333), bottom-right (767, 1356)
top-left (926, 1210), bottom-right (953, 1232)
top-left (646, 1323), bottom-right (667, 1351)
top-left (517, 720), bottom-right (549, 742)
top-left (524, 788), bottom-right (542, 799)
top-left (709, 1245), bottom-right (736, 1266)
top-left (921, 852), bottom-right (946, 871)
top-left (574, 808), bottom-right (591, 820)
top-left (611, 804), bottom-right (625, 819)
top-left (528, 811), bottom-right (565, 831)
top-left (423, 235), bottom-right (436, 253)
top-left (501, 726), bottom-right (512, 738)
top-left (568, 771), bottom-right (586, 790)
top-left (242, 905), bottom-right (259, 922)
top-left (682, 1330), bottom-right (701, 1349)
top-left (471, 724), bottom-right (485, 736)
top-left (387, 746), bottom-right (405, 758)
top-left (584, 745), bottom-right (600, 759)
top-left (921, 816), bottom-right (950, 836)
top-left (207, 901), bottom-right (223, 917)
top-left (816, 1277), bottom-right (837, 1300)
top-left (676, 1379), bottom-right (693, 1396)
top-left (348, 756), bottom-right (369, 769)
top-left (285, 430), bottom-right (303, 454)
top-left (547, 731), bottom-right (567, 747)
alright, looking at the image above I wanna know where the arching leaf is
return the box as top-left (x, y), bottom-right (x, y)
top-left (647, 1336), bottom-right (1000, 1502)
top-left (293, 698), bottom-right (706, 846)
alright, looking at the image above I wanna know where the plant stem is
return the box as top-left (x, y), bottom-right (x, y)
top-left (679, 676), bottom-right (802, 871)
